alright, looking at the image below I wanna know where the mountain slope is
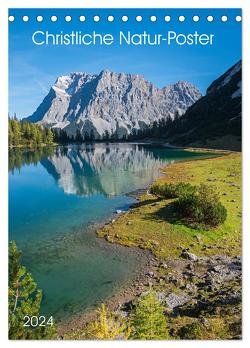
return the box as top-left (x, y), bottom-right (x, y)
top-left (25, 70), bottom-right (201, 139)
top-left (167, 61), bottom-right (242, 150)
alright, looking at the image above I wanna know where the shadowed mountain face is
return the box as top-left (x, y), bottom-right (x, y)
top-left (25, 70), bottom-right (201, 139)
top-left (167, 61), bottom-right (242, 150)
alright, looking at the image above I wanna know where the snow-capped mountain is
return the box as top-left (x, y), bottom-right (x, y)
top-left (167, 60), bottom-right (242, 151)
top-left (25, 70), bottom-right (201, 139)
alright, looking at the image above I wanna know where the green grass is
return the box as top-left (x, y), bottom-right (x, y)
top-left (98, 152), bottom-right (241, 260)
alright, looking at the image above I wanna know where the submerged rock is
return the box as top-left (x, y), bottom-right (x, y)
top-left (115, 209), bottom-right (126, 214)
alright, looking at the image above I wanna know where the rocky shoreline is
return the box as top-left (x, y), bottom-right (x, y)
top-left (58, 209), bottom-right (242, 339)
top-left (58, 243), bottom-right (241, 339)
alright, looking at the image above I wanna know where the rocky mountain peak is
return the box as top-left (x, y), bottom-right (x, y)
top-left (25, 70), bottom-right (201, 139)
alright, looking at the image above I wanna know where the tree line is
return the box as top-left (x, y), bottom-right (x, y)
top-left (53, 115), bottom-right (178, 143)
top-left (9, 117), bottom-right (54, 147)
top-left (9, 111), bottom-right (180, 147)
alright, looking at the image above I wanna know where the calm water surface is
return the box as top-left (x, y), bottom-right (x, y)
top-left (9, 143), bottom-right (211, 321)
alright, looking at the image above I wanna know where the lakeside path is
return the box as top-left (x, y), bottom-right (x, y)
top-left (60, 150), bottom-right (241, 338)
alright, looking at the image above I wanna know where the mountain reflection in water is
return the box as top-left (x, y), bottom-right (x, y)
top-left (9, 143), bottom-right (179, 197)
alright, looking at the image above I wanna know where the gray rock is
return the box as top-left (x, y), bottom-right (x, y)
top-left (185, 283), bottom-right (197, 292)
top-left (181, 250), bottom-right (199, 262)
top-left (228, 182), bottom-right (240, 188)
top-left (207, 178), bottom-right (217, 182)
top-left (25, 70), bottom-right (201, 139)
top-left (157, 292), bottom-right (167, 302)
top-left (147, 271), bottom-right (154, 278)
top-left (114, 309), bottom-right (129, 318)
top-left (165, 275), bottom-right (178, 285)
top-left (200, 317), bottom-right (211, 329)
top-left (160, 263), bottom-right (169, 269)
top-left (233, 256), bottom-right (242, 266)
top-left (206, 256), bottom-right (242, 285)
top-left (165, 293), bottom-right (191, 310)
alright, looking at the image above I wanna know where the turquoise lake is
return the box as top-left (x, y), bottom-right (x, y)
top-left (9, 143), bottom-right (212, 322)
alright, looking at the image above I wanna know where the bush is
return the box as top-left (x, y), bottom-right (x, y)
top-left (177, 318), bottom-right (230, 339)
top-left (150, 182), bottom-right (195, 199)
top-left (174, 184), bottom-right (227, 227)
top-left (177, 322), bottom-right (204, 339)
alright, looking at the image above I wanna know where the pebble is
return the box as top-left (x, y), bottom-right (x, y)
top-left (207, 178), bottom-right (217, 182)
top-left (147, 271), bottom-right (155, 277)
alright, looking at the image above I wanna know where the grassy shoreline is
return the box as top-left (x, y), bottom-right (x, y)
top-left (97, 150), bottom-right (241, 259)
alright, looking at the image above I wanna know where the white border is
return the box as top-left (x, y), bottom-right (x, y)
top-left (0, 1), bottom-right (249, 347)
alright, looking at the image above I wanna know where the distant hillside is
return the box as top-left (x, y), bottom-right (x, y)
top-left (167, 61), bottom-right (242, 151)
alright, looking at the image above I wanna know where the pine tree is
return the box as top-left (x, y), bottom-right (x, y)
top-left (84, 132), bottom-right (90, 142)
top-left (30, 123), bottom-right (38, 144)
top-left (88, 304), bottom-right (130, 339)
top-left (46, 128), bottom-right (54, 144)
top-left (89, 129), bottom-right (95, 141)
top-left (12, 119), bottom-right (22, 145)
top-left (75, 129), bottom-right (83, 142)
top-left (9, 118), bottom-right (14, 146)
top-left (23, 122), bottom-right (32, 141)
top-left (130, 289), bottom-right (169, 340)
top-left (104, 130), bottom-right (110, 140)
top-left (35, 126), bottom-right (43, 145)
top-left (8, 241), bottom-right (56, 339)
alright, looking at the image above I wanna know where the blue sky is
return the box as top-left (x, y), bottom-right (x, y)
top-left (9, 8), bottom-right (242, 119)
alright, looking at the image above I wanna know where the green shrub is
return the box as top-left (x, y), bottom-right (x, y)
top-left (174, 184), bottom-right (227, 227)
top-left (177, 318), bottom-right (230, 339)
top-left (150, 182), bottom-right (195, 199)
top-left (177, 322), bottom-right (204, 339)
